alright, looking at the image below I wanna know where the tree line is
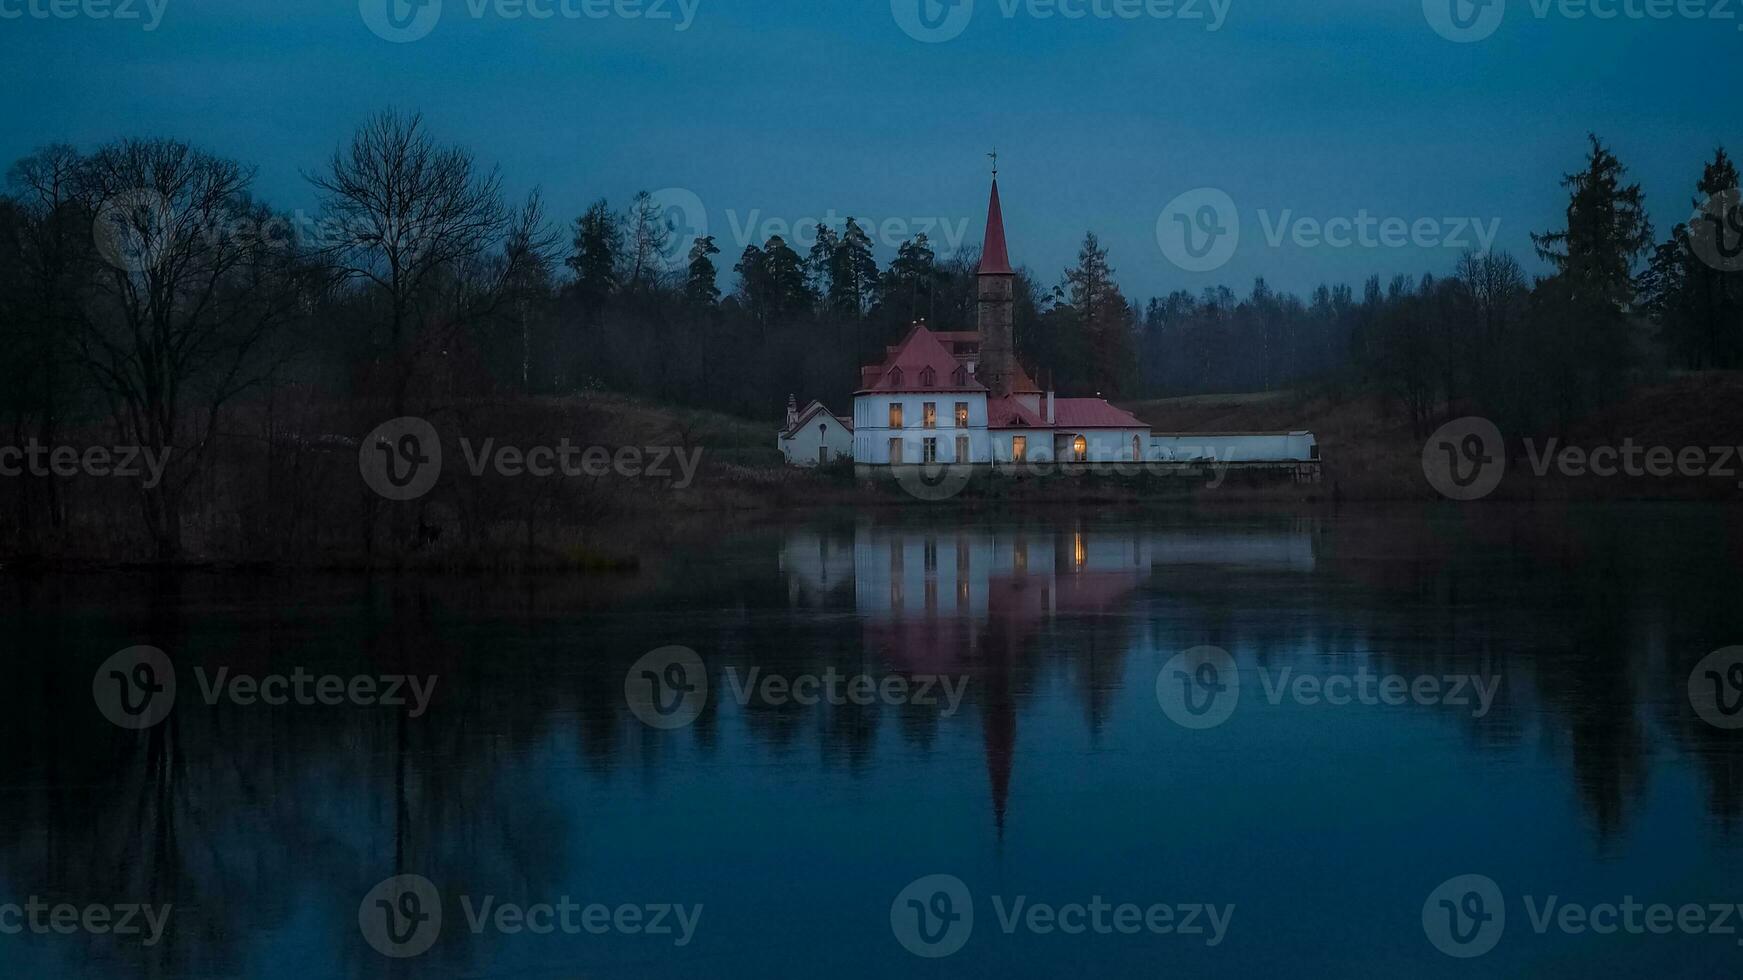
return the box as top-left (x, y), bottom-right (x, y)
top-left (1, 112), bottom-right (1738, 560)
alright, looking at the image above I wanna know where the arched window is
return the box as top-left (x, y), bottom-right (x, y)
top-left (1133, 435), bottom-right (1142, 460)
top-left (1073, 436), bottom-right (1087, 462)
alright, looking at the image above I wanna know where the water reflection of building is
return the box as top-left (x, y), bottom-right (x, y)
top-left (779, 522), bottom-right (1318, 834)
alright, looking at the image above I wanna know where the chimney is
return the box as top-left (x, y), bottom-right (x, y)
top-left (1046, 390), bottom-right (1056, 425)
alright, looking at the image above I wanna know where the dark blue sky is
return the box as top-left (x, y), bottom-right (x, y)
top-left (3, 0), bottom-right (1740, 298)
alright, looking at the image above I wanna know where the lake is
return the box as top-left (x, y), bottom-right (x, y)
top-left (2, 503), bottom-right (1741, 977)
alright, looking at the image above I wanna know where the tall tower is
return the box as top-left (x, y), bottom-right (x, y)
top-left (976, 175), bottom-right (1015, 397)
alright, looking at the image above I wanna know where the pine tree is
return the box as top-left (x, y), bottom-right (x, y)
top-left (567, 199), bottom-right (621, 324)
top-left (685, 234), bottom-right (720, 308)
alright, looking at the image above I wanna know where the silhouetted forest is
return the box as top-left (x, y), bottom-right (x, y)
top-left (1, 110), bottom-right (1739, 560)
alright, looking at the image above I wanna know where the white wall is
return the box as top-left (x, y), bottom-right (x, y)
top-left (853, 393), bottom-right (990, 464)
top-left (1149, 432), bottom-right (1317, 463)
top-left (779, 413), bottom-right (854, 466)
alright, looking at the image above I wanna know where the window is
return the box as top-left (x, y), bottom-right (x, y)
top-left (952, 365), bottom-right (968, 386)
top-left (920, 366), bottom-right (936, 387)
top-left (1073, 436), bottom-right (1088, 462)
top-left (923, 402), bottom-right (937, 429)
top-left (889, 403), bottom-right (903, 429)
top-left (889, 367), bottom-right (904, 387)
top-left (1012, 436), bottom-right (1027, 462)
top-left (956, 436), bottom-right (969, 463)
top-left (889, 438), bottom-right (903, 464)
top-left (922, 438), bottom-right (938, 464)
top-left (955, 402), bottom-right (969, 427)
top-left (1133, 435), bottom-right (1142, 461)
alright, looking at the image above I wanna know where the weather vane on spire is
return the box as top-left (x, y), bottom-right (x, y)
top-left (988, 149), bottom-right (998, 179)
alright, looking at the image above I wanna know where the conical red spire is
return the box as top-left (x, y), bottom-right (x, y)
top-left (978, 179), bottom-right (1012, 276)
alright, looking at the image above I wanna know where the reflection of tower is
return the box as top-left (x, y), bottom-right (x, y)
top-left (981, 622), bottom-right (1016, 838)
top-left (976, 179), bottom-right (1015, 397)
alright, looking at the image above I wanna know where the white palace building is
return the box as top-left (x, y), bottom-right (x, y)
top-left (778, 178), bottom-right (1318, 473)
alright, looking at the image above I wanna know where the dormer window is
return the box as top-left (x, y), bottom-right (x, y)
top-left (888, 367), bottom-right (904, 387)
top-left (920, 366), bottom-right (936, 387)
top-left (952, 365), bottom-right (968, 386)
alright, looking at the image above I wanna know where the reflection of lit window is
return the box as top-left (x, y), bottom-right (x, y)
top-left (923, 402), bottom-right (936, 429)
top-left (1073, 436), bottom-right (1088, 461)
top-left (889, 404), bottom-right (903, 429)
top-left (1074, 532), bottom-right (1086, 569)
top-left (955, 402), bottom-right (969, 427)
top-left (924, 539), bottom-right (937, 572)
top-left (957, 579), bottom-right (970, 605)
top-left (1012, 436), bottom-right (1027, 462)
top-left (1014, 539), bottom-right (1028, 574)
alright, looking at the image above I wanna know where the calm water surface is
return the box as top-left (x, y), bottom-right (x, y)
top-left (2, 504), bottom-right (1742, 977)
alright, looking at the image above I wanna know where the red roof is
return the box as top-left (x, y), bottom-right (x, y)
top-left (1053, 398), bottom-right (1146, 429)
top-left (978, 179), bottom-right (1012, 276)
top-left (986, 395), bottom-right (1047, 428)
top-left (856, 324), bottom-right (987, 394)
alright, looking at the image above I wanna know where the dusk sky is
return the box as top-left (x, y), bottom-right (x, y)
top-left (4, 0), bottom-right (1741, 297)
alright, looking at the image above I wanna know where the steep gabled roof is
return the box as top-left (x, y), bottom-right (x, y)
top-left (855, 324), bottom-right (988, 394)
top-left (781, 399), bottom-right (852, 438)
top-left (978, 179), bottom-right (1013, 276)
top-left (986, 395), bottom-right (1048, 429)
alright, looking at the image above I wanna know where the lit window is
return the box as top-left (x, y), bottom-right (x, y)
top-left (1073, 436), bottom-right (1087, 462)
top-left (889, 404), bottom-right (903, 429)
top-left (1012, 436), bottom-right (1027, 462)
top-left (923, 402), bottom-right (936, 429)
top-left (955, 402), bottom-right (969, 427)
